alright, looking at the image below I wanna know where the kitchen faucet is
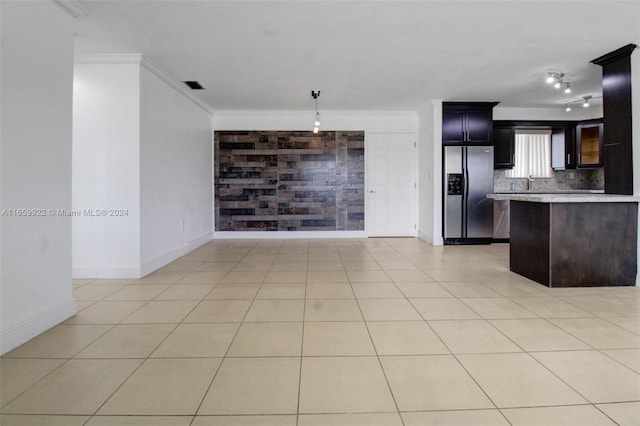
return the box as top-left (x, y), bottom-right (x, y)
top-left (527, 175), bottom-right (534, 191)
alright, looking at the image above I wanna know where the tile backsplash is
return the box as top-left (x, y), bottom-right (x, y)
top-left (494, 168), bottom-right (604, 192)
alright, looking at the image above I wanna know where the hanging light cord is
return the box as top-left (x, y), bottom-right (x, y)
top-left (312, 90), bottom-right (321, 132)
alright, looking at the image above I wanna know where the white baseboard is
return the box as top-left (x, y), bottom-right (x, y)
top-left (72, 233), bottom-right (213, 279)
top-left (140, 232), bottom-right (213, 277)
top-left (213, 231), bottom-right (367, 239)
top-left (0, 299), bottom-right (77, 355)
top-left (72, 267), bottom-right (141, 279)
top-left (417, 231), bottom-right (432, 244)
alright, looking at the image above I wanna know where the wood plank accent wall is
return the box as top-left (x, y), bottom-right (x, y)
top-left (214, 131), bottom-right (365, 231)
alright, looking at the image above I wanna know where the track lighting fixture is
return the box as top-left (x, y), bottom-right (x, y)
top-left (563, 95), bottom-right (599, 112)
top-left (311, 90), bottom-right (321, 134)
top-left (546, 71), bottom-right (589, 112)
top-left (545, 72), bottom-right (564, 86)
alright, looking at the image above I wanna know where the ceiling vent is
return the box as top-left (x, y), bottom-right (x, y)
top-left (183, 81), bottom-right (204, 90)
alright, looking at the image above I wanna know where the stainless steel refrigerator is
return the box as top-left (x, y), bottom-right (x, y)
top-left (443, 146), bottom-right (494, 244)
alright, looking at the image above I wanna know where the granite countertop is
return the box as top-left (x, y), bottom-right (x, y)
top-left (488, 192), bottom-right (640, 203)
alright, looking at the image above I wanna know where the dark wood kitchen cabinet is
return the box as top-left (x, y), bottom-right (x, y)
top-left (576, 121), bottom-right (603, 168)
top-left (494, 120), bottom-right (576, 170)
top-left (551, 126), bottom-right (576, 170)
top-left (592, 44), bottom-right (636, 194)
top-left (493, 126), bottom-right (514, 169)
top-left (508, 198), bottom-right (637, 287)
top-left (442, 102), bottom-right (499, 145)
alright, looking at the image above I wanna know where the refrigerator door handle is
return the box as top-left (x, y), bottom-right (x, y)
top-left (464, 161), bottom-right (469, 238)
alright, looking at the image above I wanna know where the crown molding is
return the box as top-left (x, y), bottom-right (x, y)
top-left (74, 54), bottom-right (213, 115)
top-left (591, 44), bottom-right (637, 67)
top-left (140, 56), bottom-right (213, 115)
top-left (212, 110), bottom-right (418, 117)
top-left (74, 53), bottom-right (143, 65)
top-left (51, 0), bottom-right (88, 18)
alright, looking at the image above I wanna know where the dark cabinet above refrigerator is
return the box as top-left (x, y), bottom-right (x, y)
top-left (442, 102), bottom-right (499, 145)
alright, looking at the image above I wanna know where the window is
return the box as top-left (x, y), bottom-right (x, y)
top-left (505, 129), bottom-right (553, 178)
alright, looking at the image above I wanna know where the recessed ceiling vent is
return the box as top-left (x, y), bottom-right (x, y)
top-left (183, 81), bottom-right (204, 90)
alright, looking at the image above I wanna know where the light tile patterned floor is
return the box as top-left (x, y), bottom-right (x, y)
top-left (1, 238), bottom-right (639, 426)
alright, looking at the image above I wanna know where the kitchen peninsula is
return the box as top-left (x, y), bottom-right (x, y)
top-left (488, 193), bottom-right (639, 287)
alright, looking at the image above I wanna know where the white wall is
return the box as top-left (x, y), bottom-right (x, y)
top-left (212, 110), bottom-right (419, 237)
top-left (416, 101), bottom-right (444, 246)
top-left (139, 66), bottom-right (213, 275)
top-left (72, 63), bottom-right (141, 277)
top-left (212, 110), bottom-right (417, 134)
top-left (494, 106), bottom-right (603, 121)
top-left (0, 1), bottom-right (76, 354)
top-left (72, 57), bottom-right (213, 278)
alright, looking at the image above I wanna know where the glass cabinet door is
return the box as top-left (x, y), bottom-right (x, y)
top-left (577, 122), bottom-right (603, 167)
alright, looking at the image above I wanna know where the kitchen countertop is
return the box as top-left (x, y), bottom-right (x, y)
top-left (488, 192), bottom-right (640, 203)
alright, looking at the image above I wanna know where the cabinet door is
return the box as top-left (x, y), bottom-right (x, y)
top-left (564, 127), bottom-right (576, 169)
top-left (466, 108), bottom-right (493, 144)
top-left (493, 126), bottom-right (514, 169)
top-left (577, 123), bottom-right (603, 168)
top-left (551, 128), bottom-right (565, 170)
top-left (551, 126), bottom-right (576, 170)
top-left (442, 109), bottom-right (465, 145)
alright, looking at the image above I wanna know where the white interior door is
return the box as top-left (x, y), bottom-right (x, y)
top-left (367, 133), bottom-right (417, 236)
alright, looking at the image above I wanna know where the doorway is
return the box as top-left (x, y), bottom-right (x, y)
top-left (366, 133), bottom-right (417, 236)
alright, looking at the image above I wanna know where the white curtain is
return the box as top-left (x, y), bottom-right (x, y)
top-left (506, 130), bottom-right (552, 178)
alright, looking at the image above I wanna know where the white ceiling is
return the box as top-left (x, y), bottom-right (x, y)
top-left (74, 0), bottom-right (640, 111)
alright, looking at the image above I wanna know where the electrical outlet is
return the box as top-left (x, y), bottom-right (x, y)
top-left (569, 172), bottom-right (575, 179)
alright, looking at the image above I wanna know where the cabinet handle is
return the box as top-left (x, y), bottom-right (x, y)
top-left (467, 131), bottom-right (471, 142)
top-left (567, 154), bottom-right (571, 164)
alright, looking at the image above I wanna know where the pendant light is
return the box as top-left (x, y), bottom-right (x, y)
top-left (311, 90), bottom-right (321, 133)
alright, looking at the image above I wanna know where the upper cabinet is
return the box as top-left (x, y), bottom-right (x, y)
top-left (493, 126), bottom-right (514, 169)
top-left (576, 121), bottom-right (603, 168)
top-left (551, 125), bottom-right (576, 170)
top-left (494, 120), bottom-right (578, 171)
top-left (592, 44), bottom-right (636, 194)
top-left (442, 102), bottom-right (499, 145)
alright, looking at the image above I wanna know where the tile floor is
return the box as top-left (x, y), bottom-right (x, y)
top-left (1, 238), bottom-right (639, 426)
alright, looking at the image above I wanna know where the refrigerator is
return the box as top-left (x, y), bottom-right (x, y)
top-left (443, 145), bottom-right (494, 244)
